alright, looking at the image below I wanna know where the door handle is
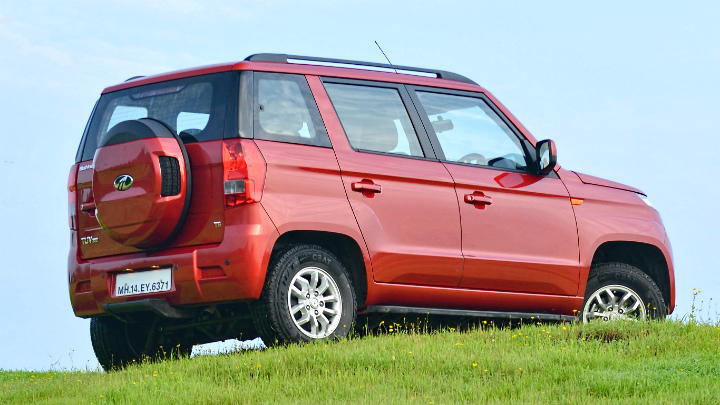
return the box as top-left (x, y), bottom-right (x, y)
top-left (464, 192), bottom-right (492, 209)
top-left (351, 180), bottom-right (381, 198)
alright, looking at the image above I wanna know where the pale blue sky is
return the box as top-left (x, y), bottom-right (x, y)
top-left (1, 0), bottom-right (718, 371)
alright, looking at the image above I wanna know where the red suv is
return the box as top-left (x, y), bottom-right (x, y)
top-left (68, 54), bottom-right (674, 370)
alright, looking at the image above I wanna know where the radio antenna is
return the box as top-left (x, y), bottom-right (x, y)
top-left (374, 41), bottom-right (397, 73)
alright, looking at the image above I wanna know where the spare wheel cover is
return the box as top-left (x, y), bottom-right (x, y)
top-left (92, 118), bottom-right (192, 249)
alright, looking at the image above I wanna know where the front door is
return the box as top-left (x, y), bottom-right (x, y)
top-left (411, 88), bottom-right (580, 296)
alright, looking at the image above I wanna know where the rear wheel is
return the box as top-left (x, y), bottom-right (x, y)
top-left (582, 262), bottom-right (666, 322)
top-left (250, 244), bottom-right (356, 346)
top-left (90, 317), bottom-right (190, 371)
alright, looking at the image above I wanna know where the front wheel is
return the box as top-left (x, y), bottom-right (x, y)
top-left (250, 244), bottom-right (357, 345)
top-left (581, 262), bottom-right (666, 322)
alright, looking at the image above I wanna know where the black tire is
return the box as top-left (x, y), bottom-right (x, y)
top-left (250, 244), bottom-right (357, 346)
top-left (91, 317), bottom-right (153, 371)
top-left (582, 262), bottom-right (666, 322)
top-left (91, 317), bottom-right (191, 371)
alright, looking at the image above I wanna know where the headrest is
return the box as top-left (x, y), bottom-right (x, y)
top-left (356, 119), bottom-right (398, 153)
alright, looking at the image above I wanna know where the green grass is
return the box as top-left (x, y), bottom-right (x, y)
top-left (2, 320), bottom-right (719, 404)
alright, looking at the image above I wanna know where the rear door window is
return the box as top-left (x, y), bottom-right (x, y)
top-left (323, 83), bottom-right (425, 157)
top-left (78, 72), bottom-right (232, 162)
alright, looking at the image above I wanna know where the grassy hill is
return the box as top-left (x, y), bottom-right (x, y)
top-left (2, 320), bottom-right (719, 404)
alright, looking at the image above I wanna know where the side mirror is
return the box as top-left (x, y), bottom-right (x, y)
top-left (536, 139), bottom-right (557, 175)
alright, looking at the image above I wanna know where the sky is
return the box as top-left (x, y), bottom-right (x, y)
top-left (1, 0), bottom-right (719, 371)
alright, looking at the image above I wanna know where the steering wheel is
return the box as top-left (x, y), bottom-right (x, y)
top-left (457, 152), bottom-right (487, 165)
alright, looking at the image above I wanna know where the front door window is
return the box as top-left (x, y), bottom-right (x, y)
top-left (416, 91), bottom-right (530, 171)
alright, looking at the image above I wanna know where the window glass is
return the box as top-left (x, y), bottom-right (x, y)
top-left (80, 72), bottom-right (231, 161)
top-left (107, 106), bottom-right (147, 130)
top-left (254, 72), bottom-right (330, 147)
top-left (177, 112), bottom-right (210, 135)
top-left (324, 83), bottom-right (424, 157)
top-left (416, 91), bottom-right (529, 171)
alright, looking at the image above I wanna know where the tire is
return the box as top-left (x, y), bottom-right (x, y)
top-left (581, 262), bottom-right (666, 322)
top-left (250, 244), bottom-right (357, 346)
top-left (91, 317), bottom-right (153, 371)
top-left (91, 317), bottom-right (190, 371)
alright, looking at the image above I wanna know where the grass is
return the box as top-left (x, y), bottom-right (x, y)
top-left (2, 319), bottom-right (720, 404)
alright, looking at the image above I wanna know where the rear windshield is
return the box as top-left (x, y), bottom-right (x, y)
top-left (77, 72), bottom-right (232, 162)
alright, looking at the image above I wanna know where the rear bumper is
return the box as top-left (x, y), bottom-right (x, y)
top-left (68, 204), bottom-right (278, 318)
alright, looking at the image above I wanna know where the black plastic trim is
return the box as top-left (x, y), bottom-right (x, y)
top-left (103, 299), bottom-right (200, 320)
top-left (246, 53), bottom-right (478, 86)
top-left (223, 71), bottom-right (240, 140)
top-left (75, 99), bottom-right (99, 163)
top-left (362, 305), bottom-right (577, 322)
top-left (97, 118), bottom-right (174, 148)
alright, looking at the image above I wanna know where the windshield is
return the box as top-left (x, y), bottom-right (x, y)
top-left (77, 72), bottom-right (232, 162)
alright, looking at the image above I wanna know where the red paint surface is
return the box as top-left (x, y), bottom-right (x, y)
top-left (447, 165), bottom-right (581, 296)
top-left (69, 203), bottom-right (277, 317)
top-left (308, 76), bottom-right (464, 288)
top-left (252, 139), bottom-right (367, 246)
top-left (77, 141), bottom-right (226, 259)
top-left (559, 168), bottom-right (675, 310)
top-left (93, 137), bottom-right (188, 248)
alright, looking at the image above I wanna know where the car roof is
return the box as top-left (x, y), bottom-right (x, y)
top-left (102, 54), bottom-right (486, 94)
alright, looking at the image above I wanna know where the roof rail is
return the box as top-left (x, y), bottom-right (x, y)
top-left (124, 76), bottom-right (145, 82)
top-left (244, 53), bottom-right (477, 85)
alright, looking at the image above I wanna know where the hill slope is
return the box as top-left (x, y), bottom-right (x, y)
top-left (2, 320), bottom-right (719, 404)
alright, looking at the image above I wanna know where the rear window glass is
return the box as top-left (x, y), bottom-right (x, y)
top-left (107, 106), bottom-right (147, 129)
top-left (78, 72), bottom-right (232, 162)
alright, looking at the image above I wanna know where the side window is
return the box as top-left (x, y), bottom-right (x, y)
top-left (416, 91), bottom-right (530, 171)
top-left (324, 83), bottom-right (425, 157)
top-left (254, 72), bottom-right (330, 147)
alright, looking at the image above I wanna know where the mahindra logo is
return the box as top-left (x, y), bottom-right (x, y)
top-left (113, 174), bottom-right (134, 191)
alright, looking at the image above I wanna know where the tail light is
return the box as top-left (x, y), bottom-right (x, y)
top-left (68, 164), bottom-right (79, 230)
top-left (222, 139), bottom-right (266, 208)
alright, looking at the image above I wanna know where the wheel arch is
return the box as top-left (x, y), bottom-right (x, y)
top-left (272, 230), bottom-right (368, 307)
top-left (589, 241), bottom-right (672, 312)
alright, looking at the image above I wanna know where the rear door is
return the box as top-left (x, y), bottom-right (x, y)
top-left (409, 87), bottom-right (580, 296)
top-left (74, 73), bottom-right (234, 259)
top-left (316, 78), bottom-right (463, 287)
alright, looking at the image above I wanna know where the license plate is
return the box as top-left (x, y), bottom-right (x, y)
top-left (115, 268), bottom-right (172, 297)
